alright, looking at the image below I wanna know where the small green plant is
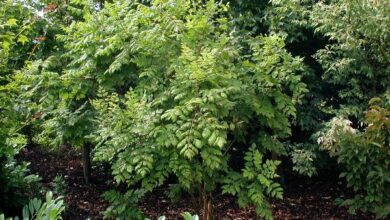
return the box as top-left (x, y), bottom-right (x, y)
top-left (0, 191), bottom-right (65, 220)
top-left (103, 190), bottom-right (145, 220)
top-left (52, 175), bottom-right (67, 196)
top-left (180, 212), bottom-right (199, 220)
top-left (147, 212), bottom-right (199, 220)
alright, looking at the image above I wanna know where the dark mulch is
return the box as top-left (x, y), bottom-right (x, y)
top-left (22, 146), bottom-right (375, 220)
top-left (22, 146), bottom-right (112, 220)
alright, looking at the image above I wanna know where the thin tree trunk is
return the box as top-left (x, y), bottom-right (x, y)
top-left (82, 143), bottom-right (92, 184)
top-left (202, 192), bottom-right (213, 220)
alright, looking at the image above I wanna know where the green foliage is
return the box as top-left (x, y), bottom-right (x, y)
top-left (228, 0), bottom-right (269, 33)
top-left (266, 0), bottom-right (313, 43)
top-left (151, 212), bottom-right (199, 220)
top-left (310, 0), bottom-right (389, 118)
top-left (180, 212), bottom-right (199, 220)
top-left (103, 190), bottom-right (145, 220)
top-left (0, 191), bottom-right (65, 220)
top-left (320, 97), bottom-right (390, 217)
top-left (290, 148), bottom-right (316, 177)
top-left (0, 159), bottom-right (40, 212)
top-left (0, 0), bottom-right (73, 79)
top-left (67, 0), bottom-right (308, 218)
top-left (52, 175), bottom-right (67, 196)
top-left (2, 0), bottom-right (388, 219)
top-left (0, 0), bottom-right (90, 153)
top-left (223, 145), bottom-right (283, 219)
top-left (0, 54), bottom-right (40, 214)
top-left (0, 0), bottom-right (35, 77)
top-left (265, 0), bottom-right (389, 119)
top-left (2, 0), bottom-right (100, 151)
top-left (0, 0), bottom-right (81, 215)
top-left (261, 0), bottom-right (389, 181)
top-left (0, 1), bottom-right (74, 210)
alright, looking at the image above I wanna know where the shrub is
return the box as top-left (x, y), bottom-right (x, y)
top-left (0, 64), bottom-right (40, 214)
top-left (0, 191), bottom-right (65, 220)
top-left (153, 212), bottom-right (199, 220)
top-left (72, 0), bottom-right (308, 219)
top-left (0, 158), bottom-right (40, 213)
top-left (319, 96), bottom-right (390, 217)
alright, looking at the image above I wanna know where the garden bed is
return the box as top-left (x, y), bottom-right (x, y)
top-left (23, 146), bottom-right (374, 220)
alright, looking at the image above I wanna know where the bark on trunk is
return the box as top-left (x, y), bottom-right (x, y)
top-left (82, 143), bottom-right (92, 184)
top-left (202, 192), bottom-right (213, 220)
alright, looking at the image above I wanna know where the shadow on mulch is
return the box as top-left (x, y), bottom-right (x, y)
top-left (22, 146), bottom-right (375, 220)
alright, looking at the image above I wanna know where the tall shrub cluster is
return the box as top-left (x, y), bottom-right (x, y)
top-left (0, 0), bottom-right (79, 218)
top-left (334, 97), bottom-right (389, 217)
top-left (0, 0), bottom-right (43, 213)
top-left (58, 1), bottom-right (306, 219)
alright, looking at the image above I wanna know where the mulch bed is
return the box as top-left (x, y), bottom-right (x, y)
top-left (22, 146), bottom-right (375, 220)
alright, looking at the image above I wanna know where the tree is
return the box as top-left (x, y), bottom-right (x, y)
top-left (0, 0), bottom-right (43, 213)
top-left (257, 0), bottom-right (389, 177)
top-left (310, 0), bottom-right (389, 119)
top-left (11, 0), bottom-right (104, 184)
top-left (54, 0), bottom-right (310, 219)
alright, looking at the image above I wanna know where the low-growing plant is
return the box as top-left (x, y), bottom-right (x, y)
top-left (52, 175), bottom-right (67, 196)
top-left (0, 159), bottom-right (40, 213)
top-left (0, 191), bottom-right (65, 220)
top-left (151, 212), bottom-right (199, 220)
